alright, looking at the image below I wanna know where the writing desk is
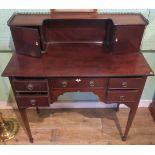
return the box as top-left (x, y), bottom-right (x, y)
top-left (2, 13), bottom-right (154, 142)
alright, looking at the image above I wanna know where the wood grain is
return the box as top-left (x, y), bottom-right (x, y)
top-left (8, 13), bottom-right (147, 26)
top-left (0, 108), bottom-right (155, 144)
top-left (2, 46), bottom-right (153, 77)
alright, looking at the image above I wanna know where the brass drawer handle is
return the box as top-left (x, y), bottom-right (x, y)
top-left (27, 84), bottom-right (34, 91)
top-left (62, 81), bottom-right (68, 87)
top-left (122, 82), bottom-right (128, 88)
top-left (115, 38), bottom-right (118, 42)
top-left (35, 41), bottom-right (39, 46)
top-left (89, 80), bottom-right (95, 87)
top-left (75, 78), bottom-right (82, 83)
top-left (30, 99), bottom-right (36, 106)
top-left (119, 96), bottom-right (125, 102)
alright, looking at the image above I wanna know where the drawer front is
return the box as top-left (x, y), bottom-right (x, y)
top-left (107, 90), bottom-right (139, 103)
top-left (108, 78), bottom-right (144, 89)
top-left (16, 95), bottom-right (49, 107)
top-left (13, 79), bottom-right (48, 92)
top-left (51, 78), bottom-right (107, 88)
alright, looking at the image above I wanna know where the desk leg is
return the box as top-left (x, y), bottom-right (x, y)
top-left (19, 108), bottom-right (33, 143)
top-left (115, 103), bottom-right (120, 112)
top-left (122, 105), bottom-right (138, 141)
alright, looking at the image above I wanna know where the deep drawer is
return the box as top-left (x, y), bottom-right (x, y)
top-left (51, 78), bottom-right (107, 88)
top-left (16, 95), bottom-right (49, 108)
top-left (13, 79), bottom-right (48, 92)
top-left (107, 90), bottom-right (139, 103)
top-left (108, 78), bottom-right (145, 89)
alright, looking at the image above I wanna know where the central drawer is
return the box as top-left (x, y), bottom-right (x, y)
top-left (13, 79), bottom-right (48, 92)
top-left (51, 78), bottom-right (107, 88)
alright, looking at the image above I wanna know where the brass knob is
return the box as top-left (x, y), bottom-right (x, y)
top-left (115, 38), bottom-right (118, 42)
top-left (75, 78), bottom-right (82, 83)
top-left (35, 41), bottom-right (39, 46)
top-left (62, 81), bottom-right (68, 87)
top-left (30, 99), bottom-right (36, 106)
top-left (89, 80), bottom-right (95, 87)
top-left (27, 84), bottom-right (34, 91)
top-left (122, 82), bottom-right (128, 88)
top-left (119, 96), bottom-right (125, 102)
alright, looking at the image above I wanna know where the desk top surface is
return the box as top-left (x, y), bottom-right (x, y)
top-left (2, 44), bottom-right (153, 77)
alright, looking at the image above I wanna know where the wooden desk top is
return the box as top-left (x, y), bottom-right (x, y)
top-left (2, 44), bottom-right (153, 77)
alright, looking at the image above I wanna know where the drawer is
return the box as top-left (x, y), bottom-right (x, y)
top-left (13, 79), bottom-right (48, 92)
top-left (51, 78), bottom-right (107, 88)
top-left (107, 90), bottom-right (139, 103)
top-left (16, 95), bottom-right (49, 108)
top-left (108, 78), bottom-right (145, 89)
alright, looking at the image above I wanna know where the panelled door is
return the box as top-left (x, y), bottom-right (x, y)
top-left (11, 26), bottom-right (41, 57)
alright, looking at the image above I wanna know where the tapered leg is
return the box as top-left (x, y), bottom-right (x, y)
top-left (36, 106), bottom-right (40, 114)
top-left (122, 106), bottom-right (138, 141)
top-left (115, 103), bottom-right (120, 112)
top-left (19, 108), bottom-right (33, 143)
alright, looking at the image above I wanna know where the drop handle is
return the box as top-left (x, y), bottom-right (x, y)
top-left (30, 99), bottom-right (36, 106)
top-left (122, 82), bottom-right (128, 88)
top-left (62, 81), bottom-right (68, 87)
top-left (89, 80), bottom-right (95, 87)
top-left (119, 96), bottom-right (125, 102)
top-left (75, 79), bottom-right (82, 82)
top-left (27, 84), bottom-right (34, 91)
top-left (115, 38), bottom-right (118, 42)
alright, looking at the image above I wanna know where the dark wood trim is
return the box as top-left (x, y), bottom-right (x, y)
top-left (1, 50), bottom-right (155, 54)
top-left (50, 9), bottom-right (97, 15)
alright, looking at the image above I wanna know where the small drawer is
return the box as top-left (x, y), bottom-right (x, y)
top-left (108, 78), bottom-right (145, 89)
top-left (16, 95), bottom-right (49, 108)
top-left (51, 78), bottom-right (107, 88)
top-left (107, 90), bottom-right (139, 103)
top-left (13, 79), bottom-right (48, 92)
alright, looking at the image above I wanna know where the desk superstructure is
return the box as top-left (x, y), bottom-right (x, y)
top-left (2, 13), bottom-right (154, 142)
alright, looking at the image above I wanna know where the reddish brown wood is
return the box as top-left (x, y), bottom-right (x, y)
top-left (13, 79), bottom-right (48, 92)
top-left (51, 78), bottom-right (107, 88)
top-left (2, 45), bottom-right (153, 77)
top-left (16, 95), bottom-right (49, 108)
top-left (121, 76), bottom-right (147, 140)
top-left (115, 103), bottom-right (120, 112)
top-left (149, 102), bottom-right (155, 122)
top-left (113, 25), bottom-right (145, 53)
top-left (18, 108), bottom-right (33, 143)
top-left (1, 13), bottom-right (153, 142)
top-left (11, 26), bottom-right (41, 57)
top-left (50, 9), bottom-right (98, 15)
top-left (42, 19), bottom-right (112, 42)
top-left (107, 90), bottom-right (139, 103)
top-left (122, 105), bottom-right (138, 141)
top-left (109, 77), bottom-right (146, 90)
top-left (8, 13), bottom-right (147, 26)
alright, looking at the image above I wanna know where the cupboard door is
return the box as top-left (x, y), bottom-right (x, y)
top-left (113, 25), bottom-right (145, 53)
top-left (11, 26), bottom-right (41, 57)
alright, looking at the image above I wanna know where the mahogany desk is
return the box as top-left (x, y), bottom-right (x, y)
top-left (2, 13), bottom-right (154, 142)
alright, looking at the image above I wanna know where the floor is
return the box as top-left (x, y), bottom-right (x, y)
top-left (0, 108), bottom-right (155, 144)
